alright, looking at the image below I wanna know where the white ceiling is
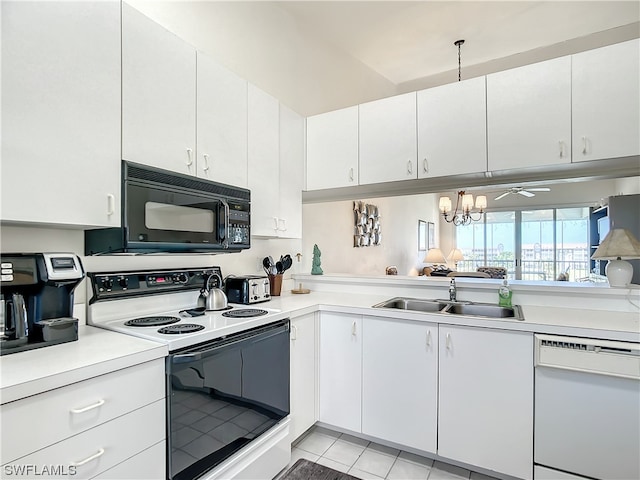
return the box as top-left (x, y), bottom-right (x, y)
top-left (276, 1), bottom-right (640, 85)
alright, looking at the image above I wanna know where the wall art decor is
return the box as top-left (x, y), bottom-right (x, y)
top-left (353, 201), bottom-right (381, 247)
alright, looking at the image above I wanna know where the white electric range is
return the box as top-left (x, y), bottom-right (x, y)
top-left (86, 267), bottom-right (291, 480)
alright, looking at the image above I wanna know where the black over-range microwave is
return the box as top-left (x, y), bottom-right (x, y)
top-left (85, 161), bottom-right (251, 255)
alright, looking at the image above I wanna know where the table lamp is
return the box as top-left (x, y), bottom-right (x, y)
top-left (424, 248), bottom-right (446, 267)
top-left (591, 228), bottom-right (640, 287)
top-left (447, 248), bottom-right (464, 270)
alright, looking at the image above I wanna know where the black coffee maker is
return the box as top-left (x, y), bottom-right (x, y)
top-left (1, 253), bottom-right (84, 355)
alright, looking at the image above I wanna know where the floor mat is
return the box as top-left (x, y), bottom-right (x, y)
top-left (279, 458), bottom-right (361, 480)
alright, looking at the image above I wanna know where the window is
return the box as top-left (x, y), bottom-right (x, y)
top-left (456, 207), bottom-right (590, 281)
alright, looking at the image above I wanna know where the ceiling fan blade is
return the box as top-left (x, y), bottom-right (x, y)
top-left (494, 191), bottom-right (510, 201)
top-left (527, 188), bottom-right (550, 192)
top-left (518, 190), bottom-right (535, 197)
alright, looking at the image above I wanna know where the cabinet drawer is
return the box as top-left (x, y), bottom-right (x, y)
top-left (93, 440), bottom-right (165, 480)
top-left (3, 400), bottom-right (165, 479)
top-left (1, 359), bottom-right (165, 464)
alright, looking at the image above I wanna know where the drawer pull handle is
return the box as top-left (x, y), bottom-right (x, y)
top-left (70, 399), bottom-right (105, 414)
top-left (71, 448), bottom-right (105, 467)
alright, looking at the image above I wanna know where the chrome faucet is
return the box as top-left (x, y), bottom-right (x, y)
top-left (449, 278), bottom-right (457, 302)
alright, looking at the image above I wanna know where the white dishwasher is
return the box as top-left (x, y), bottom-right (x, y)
top-left (534, 334), bottom-right (640, 480)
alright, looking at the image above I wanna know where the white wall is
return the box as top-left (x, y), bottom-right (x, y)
top-left (301, 193), bottom-right (440, 276)
top-left (125, 0), bottom-right (396, 116)
top-left (0, 225), bottom-right (301, 303)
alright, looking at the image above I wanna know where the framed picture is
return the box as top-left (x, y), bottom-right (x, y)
top-left (428, 221), bottom-right (436, 249)
top-left (418, 220), bottom-right (427, 251)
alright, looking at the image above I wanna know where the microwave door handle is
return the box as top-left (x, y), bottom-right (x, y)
top-left (221, 200), bottom-right (230, 249)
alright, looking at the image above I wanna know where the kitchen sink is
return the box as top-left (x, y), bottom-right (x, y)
top-left (373, 297), bottom-right (524, 321)
top-left (374, 298), bottom-right (449, 313)
top-left (440, 302), bottom-right (523, 319)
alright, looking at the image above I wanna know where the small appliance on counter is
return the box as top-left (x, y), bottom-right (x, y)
top-left (225, 275), bottom-right (270, 304)
top-left (0, 253), bottom-right (84, 355)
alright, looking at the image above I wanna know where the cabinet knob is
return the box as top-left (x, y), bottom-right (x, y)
top-left (407, 160), bottom-right (413, 174)
top-left (426, 330), bottom-right (432, 347)
top-left (186, 148), bottom-right (193, 166)
top-left (71, 448), bottom-right (105, 467)
top-left (446, 333), bottom-right (452, 350)
top-left (349, 167), bottom-right (354, 182)
top-left (203, 153), bottom-right (210, 171)
top-left (558, 141), bottom-right (566, 159)
top-left (582, 136), bottom-right (588, 155)
top-left (423, 158), bottom-right (429, 173)
top-left (351, 320), bottom-right (357, 336)
top-left (291, 324), bottom-right (298, 341)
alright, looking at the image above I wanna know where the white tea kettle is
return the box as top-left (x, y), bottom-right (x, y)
top-left (198, 274), bottom-right (228, 311)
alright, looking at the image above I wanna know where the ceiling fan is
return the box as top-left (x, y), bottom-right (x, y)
top-left (494, 186), bottom-right (551, 201)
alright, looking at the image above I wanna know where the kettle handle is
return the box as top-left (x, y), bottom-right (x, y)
top-left (206, 273), bottom-right (223, 290)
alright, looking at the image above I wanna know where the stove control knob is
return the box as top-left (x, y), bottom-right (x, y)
top-left (102, 278), bottom-right (114, 291)
top-left (173, 273), bottom-right (188, 284)
top-left (118, 277), bottom-right (129, 289)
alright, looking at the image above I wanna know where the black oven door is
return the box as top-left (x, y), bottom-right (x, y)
top-left (125, 181), bottom-right (227, 251)
top-left (166, 320), bottom-right (290, 480)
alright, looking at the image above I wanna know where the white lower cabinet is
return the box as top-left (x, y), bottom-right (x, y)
top-left (0, 359), bottom-right (166, 479)
top-left (318, 313), bottom-right (362, 433)
top-left (290, 313), bottom-right (317, 441)
top-left (438, 325), bottom-right (534, 480)
top-left (93, 441), bottom-right (165, 480)
top-left (362, 316), bottom-right (437, 453)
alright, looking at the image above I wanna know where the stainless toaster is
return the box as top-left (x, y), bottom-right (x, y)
top-left (224, 275), bottom-right (270, 304)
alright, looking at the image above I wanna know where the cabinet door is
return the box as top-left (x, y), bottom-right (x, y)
top-left (306, 106), bottom-right (359, 190)
top-left (417, 77), bottom-right (487, 178)
top-left (359, 92), bottom-right (418, 184)
top-left (487, 56), bottom-right (571, 171)
top-left (278, 104), bottom-right (304, 238)
top-left (572, 39), bottom-right (640, 162)
top-left (248, 84), bottom-right (280, 237)
top-left (196, 52), bottom-right (248, 187)
top-left (318, 313), bottom-right (362, 433)
top-left (290, 313), bottom-right (317, 442)
top-left (122, 3), bottom-right (196, 175)
top-left (1, 1), bottom-right (121, 227)
top-left (93, 441), bottom-right (165, 480)
top-left (362, 316), bottom-right (437, 454)
top-left (438, 325), bottom-right (533, 480)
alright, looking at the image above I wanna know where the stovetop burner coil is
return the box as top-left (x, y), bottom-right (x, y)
top-left (222, 309), bottom-right (269, 318)
top-left (125, 316), bottom-right (181, 327)
top-left (157, 324), bottom-right (205, 334)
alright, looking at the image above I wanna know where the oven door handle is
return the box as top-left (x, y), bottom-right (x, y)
top-left (171, 321), bottom-right (289, 365)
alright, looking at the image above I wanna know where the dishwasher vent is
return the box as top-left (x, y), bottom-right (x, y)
top-left (540, 339), bottom-right (589, 351)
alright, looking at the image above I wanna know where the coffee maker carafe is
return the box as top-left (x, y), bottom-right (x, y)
top-left (0, 253), bottom-right (84, 355)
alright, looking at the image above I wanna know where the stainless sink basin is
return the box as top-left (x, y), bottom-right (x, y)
top-left (373, 297), bottom-right (524, 321)
top-left (441, 302), bottom-right (523, 319)
top-left (373, 298), bottom-right (449, 313)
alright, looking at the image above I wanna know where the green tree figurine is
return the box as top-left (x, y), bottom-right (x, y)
top-left (311, 244), bottom-right (323, 275)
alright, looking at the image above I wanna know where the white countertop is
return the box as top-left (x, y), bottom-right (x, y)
top-left (3, 283), bottom-right (638, 404)
top-left (266, 290), bottom-right (640, 343)
top-left (0, 324), bottom-right (167, 404)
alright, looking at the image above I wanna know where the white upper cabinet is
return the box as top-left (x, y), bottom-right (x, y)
top-left (438, 325), bottom-right (533, 480)
top-left (572, 39), bottom-right (640, 162)
top-left (362, 316), bottom-right (438, 454)
top-left (359, 92), bottom-right (418, 185)
top-left (417, 77), bottom-right (487, 178)
top-left (196, 52), bottom-right (248, 186)
top-left (487, 56), bottom-right (572, 171)
top-left (248, 84), bottom-right (280, 237)
top-left (306, 106), bottom-right (359, 190)
top-left (278, 104), bottom-right (305, 238)
top-left (122, 2), bottom-right (197, 175)
top-left (1, 1), bottom-right (121, 227)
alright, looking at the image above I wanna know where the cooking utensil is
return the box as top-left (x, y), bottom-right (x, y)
top-left (262, 257), bottom-right (272, 276)
top-left (281, 254), bottom-right (293, 271)
top-left (276, 261), bottom-right (284, 274)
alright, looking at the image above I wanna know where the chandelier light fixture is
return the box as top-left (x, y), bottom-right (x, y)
top-left (439, 191), bottom-right (487, 226)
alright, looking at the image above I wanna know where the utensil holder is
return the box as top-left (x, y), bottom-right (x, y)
top-left (268, 274), bottom-right (283, 296)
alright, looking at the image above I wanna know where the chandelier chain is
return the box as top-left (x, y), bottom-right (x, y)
top-left (454, 39), bottom-right (465, 82)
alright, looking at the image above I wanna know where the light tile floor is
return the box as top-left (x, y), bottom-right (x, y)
top-left (279, 426), bottom-right (499, 480)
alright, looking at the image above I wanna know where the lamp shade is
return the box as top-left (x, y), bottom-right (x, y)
top-left (447, 248), bottom-right (464, 262)
top-left (592, 229), bottom-right (640, 260)
top-left (592, 228), bottom-right (640, 287)
top-left (424, 248), bottom-right (446, 265)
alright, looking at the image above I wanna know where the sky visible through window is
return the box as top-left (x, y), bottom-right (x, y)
top-left (456, 207), bottom-right (590, 281)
